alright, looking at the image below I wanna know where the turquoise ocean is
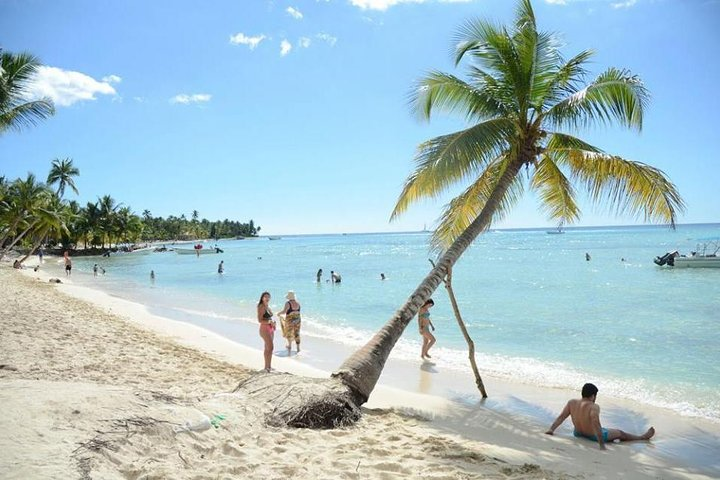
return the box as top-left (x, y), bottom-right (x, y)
top-left (67, 224), bottom-right (720, 423)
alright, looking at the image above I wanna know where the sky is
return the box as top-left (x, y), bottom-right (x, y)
top-left (1, 0), bottom-right (719, 235)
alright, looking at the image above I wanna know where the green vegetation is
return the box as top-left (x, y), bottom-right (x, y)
top-left (1, 160), bottom-right (260, 259)
top-left (0, 50), bottom-right (55, 135)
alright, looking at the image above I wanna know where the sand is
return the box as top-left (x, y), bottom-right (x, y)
top-left (1, 261), bottom-right (717, 479)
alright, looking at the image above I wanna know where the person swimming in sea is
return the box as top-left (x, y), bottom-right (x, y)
top-left (418, 299), bottom-right (436, 359)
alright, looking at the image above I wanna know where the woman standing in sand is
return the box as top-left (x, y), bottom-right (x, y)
top-left (257, 291), bottom-right (276, 372)
top-left (278, 290), bottom-right (302, 355)
top-left (418, 299), bottom-right (436, 359)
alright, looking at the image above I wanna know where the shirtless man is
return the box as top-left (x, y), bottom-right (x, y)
top-left (545, 383), bottom-right (655, 450)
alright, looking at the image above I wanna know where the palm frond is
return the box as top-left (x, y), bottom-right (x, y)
top-left (539, 49), bottom-right (594, 108)
top-left (430, 154), bottom-right (525, 253)
top-left (545, 67), bottom-right (650, 132)
top-left (0, 99), bottom-right (55, 133)
top-left (530, 155), bottom-right (580, 225)
top-left (409, 71), bottom-right (507, 122)
top-left (391, 118), bottom-right (515, 220)
top-left (452, 18), bottom-right (504, 67)
top-left (559, 151), bottom-right (684, 227)
top-left (545, 132), bottom-right (604, 154)
top-left (514, 0), bottom-right (537, 31)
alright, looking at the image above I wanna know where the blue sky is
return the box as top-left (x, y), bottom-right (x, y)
top-left (2, 0), bottom-right (718, 235)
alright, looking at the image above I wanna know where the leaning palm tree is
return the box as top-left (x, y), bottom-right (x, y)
top-left (235, 0), bottom-right (683, 428)
top-left (47, 157), bottom-right (80, 198)
top-left (0, 50), bottom-right (55, 135)
top-left (0, 174), bottom-right (52, 260)
top-left (331, 0), bottom-right (683, 408)
top-left (18, 195), bottom-right (70, 263)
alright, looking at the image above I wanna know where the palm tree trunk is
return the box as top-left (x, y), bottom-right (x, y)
top-left (0, 219), bottom-right (38, 260)
top-left (443, 266), bottom-right (488, 398)
top-left (332, 156), bottom-right (526, 405)
top-left (0, 216), bottom-right (24, 259)
top-left (19, 235), bottom-right (44, 263)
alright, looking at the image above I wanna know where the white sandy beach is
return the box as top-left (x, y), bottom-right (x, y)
top-left (1, 259), bottom-right (718, 479)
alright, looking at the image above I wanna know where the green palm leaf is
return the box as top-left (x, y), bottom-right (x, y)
top-left (0, 51), bottom-right (55, 134)
top-left (391, 118), bottom-right (515, 220)
top-left (545, 67), bottom-right (649, 132)
top-left (559, 151), bottom-right (684, 226)
top-left (430, 154), bottom-right (525, 252)
top-left (410, 71), bottom-right (507, 122)
top-left (530, 155), bottom-right (580, 225)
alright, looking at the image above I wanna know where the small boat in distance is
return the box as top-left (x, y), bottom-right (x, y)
top-left (268, 236), bottom-right (282, 240)
top-left (175, 244), bottom-right (224, 255)
top-left (654, 241), bottom-right (720, 268)
top-left (546, 225), bottom-right (565, 234)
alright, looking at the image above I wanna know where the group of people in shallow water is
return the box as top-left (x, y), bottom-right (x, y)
top-left (256, 290), bottom-right (303, 372)
top-left (256, 290), bottom-right (438, 372)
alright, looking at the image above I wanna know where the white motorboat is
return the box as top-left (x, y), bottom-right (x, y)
top-left (175, 245), bottom-right (224, 255)
top-left (654, 241), bottom-right (720, 268)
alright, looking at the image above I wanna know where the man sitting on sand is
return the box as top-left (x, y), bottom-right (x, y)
top-left (545, 383), bottom-right (655, 450)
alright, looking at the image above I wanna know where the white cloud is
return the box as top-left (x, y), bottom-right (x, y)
top-left (229, 33), bottom-right (267, 50)
top-left (545, 0), bottom-right (567, 4)
top-left (27, 66), bottom-right (117, 107)
top-left (298, 37), bottom-right (312, 48)
top-left (611, 0), bottom-right (637, 8)
top-left (316, 32), bottom-right (338, 46)
top-left (286, 6), bottom-right (303, 19)
top-left (101, 74), bottom-right (122, 84)
top-left (349, 0), bottom-right (423, 10)
top-left (170, 93), bottom-right (211, 105)
top-left (280, 40), bottom-right (293, 57)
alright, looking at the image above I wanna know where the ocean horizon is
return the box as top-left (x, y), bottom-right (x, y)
top-left (58, 223), bottom-right (720, 424)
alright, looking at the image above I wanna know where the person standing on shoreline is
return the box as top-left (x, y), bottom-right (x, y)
top-left (418, 299), bottom-right (436, 359)
top-left (278, 290), bottom-right (302, 355)
top-left (64, 252), bottom-right (72, 276)
top-left (257, 291), bottom-right (276, 372)
top-left (545, 383), bottom-right (655, 450)
top-left (38, 247), bottom-right (44, 264)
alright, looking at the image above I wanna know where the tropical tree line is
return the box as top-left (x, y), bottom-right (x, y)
top-left (1, 159), bottom-right (260, 261)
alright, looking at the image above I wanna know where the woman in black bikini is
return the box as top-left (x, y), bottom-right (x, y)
top-left (257, 291), bottom-right (275, 372)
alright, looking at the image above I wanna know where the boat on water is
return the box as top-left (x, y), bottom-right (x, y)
top-left (546, 226), bottom-right (565, 234)
top-left (127, 246), bottom-right (155, 254)
top-left (268, 236), bottom-right (282, 240)
top-left (654, 241), bottom-right (720, 268)
top-left (175, 245), bottom-right (224, 255)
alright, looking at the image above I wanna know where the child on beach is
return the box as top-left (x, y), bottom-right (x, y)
top-left (257, 291), bottom-right (276, 372)
top-left (418, 299), bottom-right (436, 359)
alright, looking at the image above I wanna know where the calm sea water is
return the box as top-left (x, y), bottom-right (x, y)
top-left (69, 224), bottom-right (720, 422)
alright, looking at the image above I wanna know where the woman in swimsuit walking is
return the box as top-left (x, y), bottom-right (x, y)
top-left (257, 291), bottom-right (276, 372)
top-left (418, 299), bottom-right (436, 359)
